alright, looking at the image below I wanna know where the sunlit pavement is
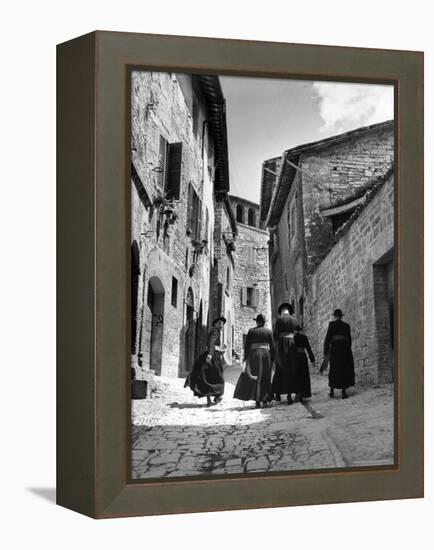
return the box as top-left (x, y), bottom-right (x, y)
top-left (131, 367), bottom-right (394, 479)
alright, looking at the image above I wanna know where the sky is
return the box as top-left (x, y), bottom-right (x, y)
top-left (220, 77), bottom-right (394, 203)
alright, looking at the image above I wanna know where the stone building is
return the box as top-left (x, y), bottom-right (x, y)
top-left (261, 120), bottom-right (394, 384)
top-left (230, 195), bottom-right (272, 360)
top-left (131, 71), bottom-right (237, 379)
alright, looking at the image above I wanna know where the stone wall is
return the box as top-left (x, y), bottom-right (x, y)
top-left (232, 221), bottom-right (272, 359)
top-left (304, 173), bottom-right (394, 385)
top-left (300, 122), bottom-right (394, 271)
top-left (131, 71), bottom-right (216, 378)
top-left (269, 169), bottom-right (305, 324)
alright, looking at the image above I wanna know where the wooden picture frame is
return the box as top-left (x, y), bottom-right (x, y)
top-left (57, 31), bottom-right (423, 518)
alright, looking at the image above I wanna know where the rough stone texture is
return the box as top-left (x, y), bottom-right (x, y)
top-left (131, 71), bottom-right (231, 377)
top-left (211, 198), bottom-right (236, 364)
top-left (264, 122), bottom-right (394, 384)
top-left (301, 123), bottom-right (394, 271)
top-left (269, 169), bottom-right (305, 324)
top-left (305, 173), bottom-right (394, 385)
top-left (130, 370), bottom-right (394, 479)
top-left (230, 196), bottom-right (272, 359)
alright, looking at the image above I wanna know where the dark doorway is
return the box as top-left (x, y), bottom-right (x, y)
top-left (373, 248), bottom-right (394, 383)
top-left (147, 276), bottom-right (165, 375)
top-left (195, 300), bottom-right (203, 358)
top-left (184, 288), bottom-right (196, 373)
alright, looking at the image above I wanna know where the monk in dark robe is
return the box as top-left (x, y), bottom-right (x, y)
top-left (322, 309), bottom-right (355, 399)
top-left (184, 316), bottom-right (226, 406)
top-left (234, 314), bottom-right (275, 408)
top-left (271, 302), bottom-right (298, 404)
top-left (293, 325), bottom-right (315, 403)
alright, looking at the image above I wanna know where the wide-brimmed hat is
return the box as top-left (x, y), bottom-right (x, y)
top-left (253, 314), bottom-right (266, 324)
top-left (278, 302), bottom-right (293, 315)
top-left (212, 316), bottom-right (227, 326)
top-left (333, 308), bottom-right (344, 318)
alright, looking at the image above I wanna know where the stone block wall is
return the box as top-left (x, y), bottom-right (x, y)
top-left (304, 172), bottom-right (394, 385)
top-left (232, 221), bottom-right (272, 359)
top-left (300, 122), bottom-right (394, 271)
top-left (131, 71), bottom-right (216, 378)
top-left (269, 170), bottom-right (306, 324)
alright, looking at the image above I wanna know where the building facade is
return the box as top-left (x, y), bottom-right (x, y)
top-left (131, 71), bottom-right (236, 379)
top-left (261, 120), bottom-right (394, 384)
top-left (230, 195), bottom-right (272, 360)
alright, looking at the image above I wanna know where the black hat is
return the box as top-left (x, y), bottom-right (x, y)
top-left (212, 316), bottom-right (227, 326)
top-left (253, 314), bottom-right (266, 324)
top-left (333, 309), bottom-right (344, 318)
top-left (278, 302), bottom-right (294, 315)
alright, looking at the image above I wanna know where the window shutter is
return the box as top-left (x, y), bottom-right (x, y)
top-left (167, 142), bottom-right (182, 199)
top-left (254, 288), bottom-right (259, 307)
top-left (187, 184), bottom-right (194, 233)
top-left (158, 136), bottom-right (168, 189)
top-left (241, 287), bottom-right (247, 306)
top-left (198, 198), bottom-right (203, 241)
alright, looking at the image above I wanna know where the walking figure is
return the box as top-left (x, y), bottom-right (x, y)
top-left (271, 302), bottom-right (298, 404)
top-left (184, 316), bottom-right (227, 407)
top-left (293, 325), bottom-right (315, 403)
top-left (234, 314), bottom-right (275, 408)
top-left (322, 309), bottom-right (355, 399)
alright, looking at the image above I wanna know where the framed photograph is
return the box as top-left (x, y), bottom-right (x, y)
top-left (57, 31), bottom-right (423, 518)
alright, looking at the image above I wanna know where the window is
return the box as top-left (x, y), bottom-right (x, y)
top-left (187, 183), bottom-right (202, 241)
top-left (248, 208), bottom-right (256, 227)
top-left (171, 277), bottom-right (178, 308)
top-left (246, 245), bottom-right (256, 266)
top-left (157, 136), bottom-right (182, 200)
top-left (241, 286), bottom-right (259, 307)
top-left (226, 267), bottom-right (231, 291)
top-left (236, 204), bottom-right (244, 223)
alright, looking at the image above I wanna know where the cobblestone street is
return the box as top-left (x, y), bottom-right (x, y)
top-left (131, 367), bottom-right (394, 479)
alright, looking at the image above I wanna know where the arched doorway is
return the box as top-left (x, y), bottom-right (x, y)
top-left (147, 276), bottom-right (165, 375)
top-left (184, 288), bottom-right (196, 373)
top-left (131, 241), bottom-right (140, 356)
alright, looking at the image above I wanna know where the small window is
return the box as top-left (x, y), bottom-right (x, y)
top-left (226, 267), bottom-right (231, 291)
top-left (241, 287), bottom-right (259, 307)
top-left (248, 208), bottom-right (256, 227)
top-left (157, 136), bottom-right (182, 200)
top-left (187, 183), bottom-right (201, 241)
top-left (246, 245), bottom-right (256, 266)
top-left (171, 277), bottom-right (178, 308)
top-left (236, 204), bottom-right (244, 223)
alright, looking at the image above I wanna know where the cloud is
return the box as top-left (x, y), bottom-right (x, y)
top-left (311, 82), bottom-right (394, 134)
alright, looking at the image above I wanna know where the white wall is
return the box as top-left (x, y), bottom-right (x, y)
top-left (2, 1), bottom-right (432, 548)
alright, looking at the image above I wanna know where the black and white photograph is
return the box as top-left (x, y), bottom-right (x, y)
top-left (130, 70), bottom-right (395, 480)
